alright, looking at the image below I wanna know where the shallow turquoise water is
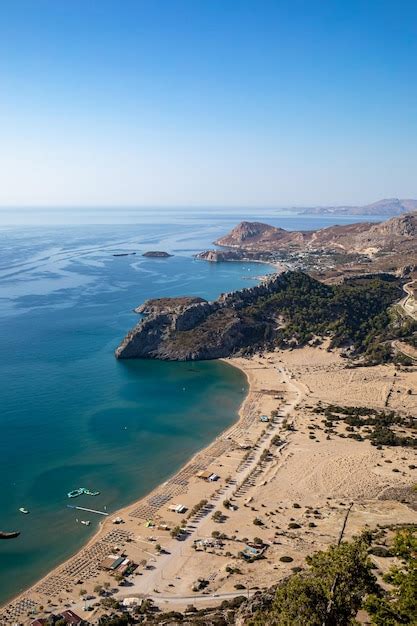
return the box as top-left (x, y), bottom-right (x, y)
top-left (0, 220), bottom-right (264, 605)
top-left (0, 210), bottom-right (383, 604)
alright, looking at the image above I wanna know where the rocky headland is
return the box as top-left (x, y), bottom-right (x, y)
top-left (115, 271), bottom-right (404, 362)
top-left (197, 213), bottom-right (417, 278)
top-left (116, 273), bottom-right (285, 360)
top-left (134, 296), bottom-right (206, 315)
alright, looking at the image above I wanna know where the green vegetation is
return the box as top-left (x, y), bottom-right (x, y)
top-left (314, 404), bottom-right (417, 448)
top-left (244, 272), bottom-right (403, 359)
top-left (170, 525), bottom-right (183, 538)
top-left (149, 271), bottom-right (406, 362)
top-left (98, 615), bottom-right (130, 625)
top-left (250, 536), bottom-right (377, 625)
top-left (365, 529), bottom-right (417, 625)
top-left (187, 498), bottom-right (208, 519)
top-left (212, 510), bottom-right (224, 522)
top-left (100, 598), bottom-right (120, 610)
top-left (248, 529), bottom-right (417, 626)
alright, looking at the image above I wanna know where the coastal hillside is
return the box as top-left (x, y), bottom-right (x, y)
top-left (115, 271), bottom-right (404, 362)
top-left (214, 213), bottom-right (417, 255)
top-left (199, 213), bottom-right (417, 278)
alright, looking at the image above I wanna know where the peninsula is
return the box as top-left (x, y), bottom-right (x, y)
top-left (115, 271), bottom-right (409, 365)
top-left (197, 212), bottom-right (417, 279)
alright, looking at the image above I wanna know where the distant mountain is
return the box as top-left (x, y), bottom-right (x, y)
top-left (295, 198), bottom-right (417, 216)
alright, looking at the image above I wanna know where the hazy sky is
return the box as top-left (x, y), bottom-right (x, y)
top-left (1, 0), bottom-right (417, 208)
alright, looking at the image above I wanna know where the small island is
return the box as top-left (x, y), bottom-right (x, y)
top-left (142, 250), bottom-right (173, 258)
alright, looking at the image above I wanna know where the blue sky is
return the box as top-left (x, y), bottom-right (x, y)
top-left (0, 0), bottom-right (416, 207)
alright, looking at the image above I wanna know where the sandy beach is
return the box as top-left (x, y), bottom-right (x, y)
top-left (2, 346), bottom-right (416, 624)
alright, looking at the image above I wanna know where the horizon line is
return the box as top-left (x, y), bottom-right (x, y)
top-left (0, 198), bottom-right (412, 211)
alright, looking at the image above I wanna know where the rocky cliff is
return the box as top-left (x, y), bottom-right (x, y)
top-left (115, 273), bottom-right (288, 360)
top-left (134, 296), bottom-right (206, 315)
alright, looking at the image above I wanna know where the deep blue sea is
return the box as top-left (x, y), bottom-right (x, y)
top-left (0, 208), bottom-right (383, 604)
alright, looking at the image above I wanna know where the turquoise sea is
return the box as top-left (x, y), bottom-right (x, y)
top-left (0, 208), bottom-right (383, 605)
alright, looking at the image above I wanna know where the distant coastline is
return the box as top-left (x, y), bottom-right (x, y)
top-left (285, 197), bottom-right (417, 217)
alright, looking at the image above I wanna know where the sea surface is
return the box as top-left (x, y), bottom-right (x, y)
top-left (0, 208), bottom-right (384, 604)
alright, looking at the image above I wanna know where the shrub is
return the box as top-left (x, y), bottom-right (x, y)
top-left (369, 546), bottom-right (392, 557)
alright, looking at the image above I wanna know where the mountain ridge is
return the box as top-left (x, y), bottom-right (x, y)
top-left (293, 197), bottom-right (417, 216)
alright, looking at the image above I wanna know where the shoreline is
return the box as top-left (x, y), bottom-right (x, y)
top-left (3, 347), bottom-right (417, 624)
top-left (0, 358), bottom-right (253, 617)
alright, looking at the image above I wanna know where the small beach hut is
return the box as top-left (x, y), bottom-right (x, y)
top-left (197, 470), bottom-right (212, 480)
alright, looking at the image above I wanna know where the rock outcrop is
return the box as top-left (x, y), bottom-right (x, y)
top-left (115, 273), bottom-right (287, 360)
top-left (135, 296), bottom-right (206, 315)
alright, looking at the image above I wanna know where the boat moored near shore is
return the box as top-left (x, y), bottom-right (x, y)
top-left (0, 531), bottom-right (20, 540)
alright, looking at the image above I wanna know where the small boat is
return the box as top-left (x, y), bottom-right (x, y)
top-left (0, 531), bottom-right (20, 540)
top-left (19, 508), bottom-right (29, 514)
top-left (80, 520), bottom-right (91, 526)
